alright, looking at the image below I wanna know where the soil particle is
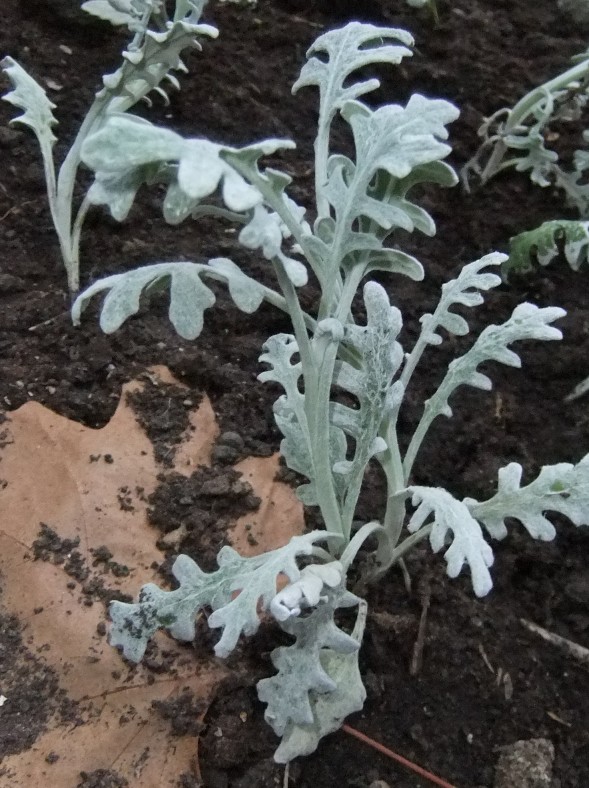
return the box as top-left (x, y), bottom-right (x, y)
top-left (148, 466), bottom-right (261, 570)
top-left (126, 378), bottom-right (203, 466)
top-left (152, 689), bottom-right (206, 737)
top-left (0, 608), bottom-right (78, 757)
top-left (77, 769), bottom-right (129, 788)
top-left (200, 687), bottom-right (283, 786)
top-left (494, 738), bottom-right (555, 788)
top-left (32, 522), bottom-right (80, 564)
top-left (32, 524), bottom-right (132, 607)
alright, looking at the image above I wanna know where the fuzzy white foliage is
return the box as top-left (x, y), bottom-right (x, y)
top-left (110, 532), bottom-right (336, 661)
top-left (65, 20), bottom-right (589, 765)
top-left (72, 259), bottom-right (265, 339)
top-left (407, 487), bottom-right (495, 597)
top-left (82, 114), bottom-right (270, 217)
top-left (424, 302), bottom-right (565, 422)
top-left (1, 57), bottom-right (57, 148)
top-left (407, 454), bottom-right (589, 597)
top-left (259, 588), bottom-right (366, 762)
top-left (418, 253), bottom-right (503, 347)
top-left (292, 22), bottom-right (414, 120)
top-left (467, 457), bottom-right (589, 540)
top-left (270, 561), bottom-right (344, 621)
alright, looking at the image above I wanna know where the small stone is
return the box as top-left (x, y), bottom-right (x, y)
top-left (494, 738), bottom-right (555, 788)
top-left (369, 781), bottom-right (391, 788)
top-left (0, 274), bottom-right (26, 293)
top-left (211, 445), bottom-right (238, 465)
top-left (45, 751), bottom-right (59, 764)
top-left (200, 476), bottom-right (231, 496)
top-left (96, 622), bottom-right (107, 637)
top-left (217, 431), bottom-right (244, 451)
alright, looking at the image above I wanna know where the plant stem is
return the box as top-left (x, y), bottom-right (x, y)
top-left (478, 57), bottom-right (589, 183)
top-left (367, 524), bottom-right (433, 584)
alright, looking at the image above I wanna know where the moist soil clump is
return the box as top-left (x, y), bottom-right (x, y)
top-left (0, 0), bottom-right (588, 786)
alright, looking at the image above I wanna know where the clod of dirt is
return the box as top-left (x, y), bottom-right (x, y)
top-left (126, 378), bottom-right (204, 467)
top-left (152, 689), bottom-right (207, 737)
top-left (149, 466), bottom-right (261, 570)
top-left (77, 769), bottom-right (129, 788)
top-left (494, 738), bottom-right (555, 788)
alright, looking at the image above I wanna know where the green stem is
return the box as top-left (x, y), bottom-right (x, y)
top-left (314, 103), bottom-right (332, 220)
top-left (308, 337), bottom-right (344, 537)
top-left (340, 520), bottom-right (385, 571)
top-left (271, 255), bottom-right (316, 392)
top-left (478, 57), bottom-right (589, 183)
top-left (366, 523), bottom-right (433, 585)
top-left (379, 418), bottom-right (408, 539)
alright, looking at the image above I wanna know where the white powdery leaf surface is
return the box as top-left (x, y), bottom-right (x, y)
top-left (419, 253), bottom-right (504, 346)
top-left (293, 21), bottom-right (414, 118)
top-left (258, 587), bottom-right (366, 762)
top-left (466, 455), bottom-right (589, 540)
top-left (2, 57), bottom-right (58, 146)
top-left (407, 487), bottom-right (495, 597)
top-left (109, 532), bottom-right (335, 662)
top-left (72, 259), bottom-right (266, 341)
top-left (424, 302), bottom-right (565, 422)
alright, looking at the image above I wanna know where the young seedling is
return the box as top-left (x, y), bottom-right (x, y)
top-left (1, 0), bottom-right (217, 293)
top-left (73, 22), bottom-right (589, 761)
top-left (507, 218), bottom-right (589, 400)
top-left (462, 50), bottom-right (589, 217)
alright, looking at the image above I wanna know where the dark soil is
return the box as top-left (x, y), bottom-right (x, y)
top-left (0, 610), bottom-right (75, 763)
top-left (0, 0), bottom-right (589, 786)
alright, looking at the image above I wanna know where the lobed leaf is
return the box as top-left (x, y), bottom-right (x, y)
top-left (418, 253), bottom-right (504, 347)
top-left (1, 57), bottom-right (58, 147)
top-left (72, 259), bottom-right (265, 340)
top-left (507, 220), bottom-right (589, 276)
top-left (406, 487), bottom-right (495, 597)
top-left (81, 0), bottom-right (143, 28)
top-left (314, 97), bottom-right (458, 280)
top-left (293, 22), bottom-right (413, 120)
top-left (258, 585), bottom-right (366, 762)
top-left (466, 456), bottom-right (589, 540)
top-left (82, 115), bottom-right (298, 223)
top-left (110, 532), bottom-right (336, 662)
top-left (423, 302), bottom-right (565, 422)
top-left (97, 9), bottom-right (218, 112)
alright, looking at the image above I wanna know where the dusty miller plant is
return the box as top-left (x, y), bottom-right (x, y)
top-left (1, 0), bottom-right (217, 293)
top-left (72, 23), bottom-right (589, 761)
top-left (462, 49), bottom-right (589, 216)
top-left (506, 218), bottom-right (589, 401)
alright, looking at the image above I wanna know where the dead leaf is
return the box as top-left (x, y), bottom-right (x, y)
top-left (0, 366), bottom-right (304, 786)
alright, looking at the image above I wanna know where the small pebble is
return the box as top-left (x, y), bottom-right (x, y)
top-left (211, 444), bottom-right (238, 465)
top-left (494, 738), bottom-right (554, 788)
top-left (217, 431), bottom-right (244, 451)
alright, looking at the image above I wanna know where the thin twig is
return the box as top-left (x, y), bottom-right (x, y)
top-left (478, 643), bottom-right (495, 675)
top-left (342, 724), bottom-right (457, 788)
top-left (399, 557), bottom-right (412, 594)
top-left (410, 576), bottom-right (431, 676)
top-left (283, 762), bottom-right (290, 788)
top-left (520, 619), bottom-right (589, 666)
top-left (28, 310), bottom-right (69, 332)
